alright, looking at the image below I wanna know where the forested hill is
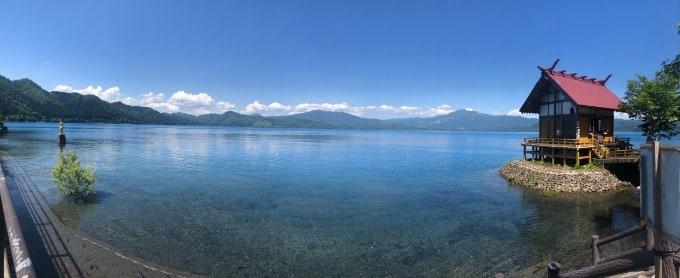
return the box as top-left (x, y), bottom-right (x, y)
top-left (0, 76), bottom-right (203, 124)
top-left (0, 75), bottom-right (642, 132)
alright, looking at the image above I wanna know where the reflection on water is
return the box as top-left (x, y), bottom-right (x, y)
top-left (0, 123), bottom-right (646, 276)
top-left (51, 199), bottom-right (96, 228)
top-left (517, 190), bottom-right (644, 272)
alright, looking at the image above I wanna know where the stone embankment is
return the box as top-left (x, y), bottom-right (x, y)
top-left (500, 160), bottom-right (632, 193)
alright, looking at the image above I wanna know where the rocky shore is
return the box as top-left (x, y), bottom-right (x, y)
top-left (499, 160), bottom-right (632, 193)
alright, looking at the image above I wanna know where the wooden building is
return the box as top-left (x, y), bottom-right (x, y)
top-left (520, 60), bottom-right (638, 165)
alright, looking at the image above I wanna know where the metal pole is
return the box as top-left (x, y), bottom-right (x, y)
top-left (652, 141), bottom-right (663, 278)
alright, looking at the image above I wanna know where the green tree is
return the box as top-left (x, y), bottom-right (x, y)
top-left (51, 150), bottom-right (97, 201)
top-left (619, 72), bottom-right (680, 140)
top-left (619, 23), bottom-right (680, 140)
top-left (661, 23), bottom-right (680, 78)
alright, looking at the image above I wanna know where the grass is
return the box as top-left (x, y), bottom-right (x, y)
top-left (541, 189), bottom-right (557, 197)
top-left (531, 159), bottom-right (600, 170)
top-left (531, 160), bottom-right (553, 167)
top-left (571, 162), bottom-right (599, 170)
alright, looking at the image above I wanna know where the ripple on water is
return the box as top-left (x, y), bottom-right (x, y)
top-left (0, 124), bottom-right (647, 277)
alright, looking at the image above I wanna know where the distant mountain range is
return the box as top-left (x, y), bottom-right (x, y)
top-left (0, 75), bottom-right (643, 132)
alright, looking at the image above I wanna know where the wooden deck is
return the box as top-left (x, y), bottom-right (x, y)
top-left (522, 137), bottom-right (639, 166)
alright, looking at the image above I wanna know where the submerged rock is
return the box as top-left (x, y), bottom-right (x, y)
top-left (499, 160), bottom-right (630, 193)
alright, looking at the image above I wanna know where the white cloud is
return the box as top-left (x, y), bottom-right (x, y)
top-left (138, 91), bottom-right (236, 115)
top-left (506, 108), bottom-right (522, 116)
top-left (54, 84), bottom-right (74, 91)
top-left (101, 87), bottom-right (122, 101)
top-left (147, 102), bottom-right (180, 112)
top-left (239, 102), bottom-right (456, 119)
top-left (398, 106), bottom-right (419, 112)
top-left (432, 105), bottom-right (455, 115)
top-left (268, 102), bottom-right (291, 111)
top-left (140, 92), bottom-right (178, 112)
top-left (54, 84), bottom-right (127, 103)
top-left (379, 105), bottom-right (395, 111)
top-left (614, 111), bottom-right (629, 119)
top-left (291, 102), bottom-right (351, 114)
top-left (121, 96), bottom-right (134, 105)
top-left (241, 101), bottom-right (293, 115)
top-left (506, 108), bottom-right (538, 118)
top-left (51, 83), bottom-right (497, 119)
top-left (242, 101), bottom-right (267, 114)
top-left (141, 92), bottom-right (166, 103)
top-left (216, 101), bottom-right (237, 112)
top-left (168, 91), bottom-right (214, 106)
top-left (360, 104), bottom-right (452, 118)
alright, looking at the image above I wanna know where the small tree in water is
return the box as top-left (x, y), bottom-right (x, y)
top-left (51, 150), bottom-right (97, 201)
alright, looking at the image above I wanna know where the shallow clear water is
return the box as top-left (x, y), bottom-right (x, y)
top-left (0, 123), bottom-right (646, 276)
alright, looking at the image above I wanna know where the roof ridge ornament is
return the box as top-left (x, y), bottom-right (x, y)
top-left (537, 60), bottom-right (611, 86)
top-left (523, 61), bottom-right (621, 113)
top-left (549, 59), bottom-right (560, 71)
top-left (598, 74), bottom-right (612, 85)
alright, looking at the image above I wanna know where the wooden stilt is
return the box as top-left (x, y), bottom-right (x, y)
top-left (551, 148), bottom-right (555, 165)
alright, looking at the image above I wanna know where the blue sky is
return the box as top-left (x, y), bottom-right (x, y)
top-left (1, 1), bottom-right (678, 119)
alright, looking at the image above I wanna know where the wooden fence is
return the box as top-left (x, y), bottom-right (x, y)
top-left (546, 225), bottom-right (679, 278)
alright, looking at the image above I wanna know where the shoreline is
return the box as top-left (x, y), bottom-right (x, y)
top-left (0, 152), bottom-right (203, 277)
top-left (499, 160), bottom-right (633, 193)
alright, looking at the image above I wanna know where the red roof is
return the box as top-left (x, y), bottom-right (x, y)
top-left (545, 68), bottom-right (620, 110)
top-left (520, 63), bottom-right (621, 114)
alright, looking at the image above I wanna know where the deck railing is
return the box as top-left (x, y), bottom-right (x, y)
top-left (0, 169), bottom-right (36, 277)
top-left (522, 137), bottom-right (592, 147)
top-left (609, 149), bottom-right (640, 158)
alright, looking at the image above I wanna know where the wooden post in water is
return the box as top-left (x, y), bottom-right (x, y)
top-left (551, 148), bottom-right (555, 165)
top-left (547, 262), bottom-right (561, 278)
top-left (58, 120), bottom-right (66, 145)
top-left (591, 235), bottom-right (600, 265)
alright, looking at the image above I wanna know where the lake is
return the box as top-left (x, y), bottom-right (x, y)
top-left (0, 123), bottom-right (648, 276)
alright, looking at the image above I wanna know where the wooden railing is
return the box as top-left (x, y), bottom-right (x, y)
top-left (522, 137), bottom-right (590, 147)
top-left (591, 225), bottom-right (649, 266)
top-left (609, 149), bottom-right (640, 158)
top-left (548, 225), bottom-right (655, 278)
top-left (524, 137), bottom-right (639, 158)
top-left (592, 139), bottom-right (607, 159)
top-left (0, 170), bottom-right (36, 277)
